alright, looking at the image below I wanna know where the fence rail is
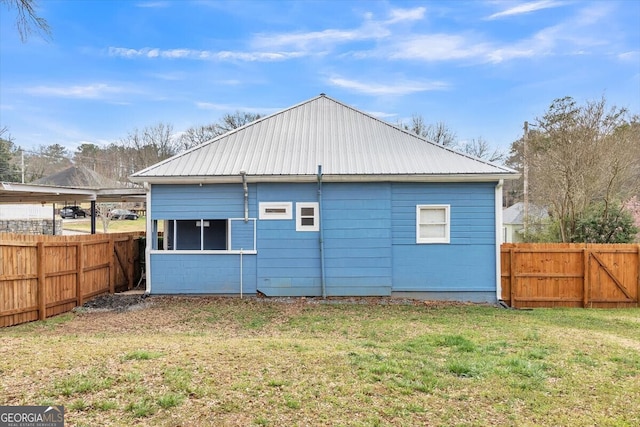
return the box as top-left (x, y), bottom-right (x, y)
top-left (1, 232), bottom-right (143, 327)
top-left (501, 243), bottom-right (640, 308)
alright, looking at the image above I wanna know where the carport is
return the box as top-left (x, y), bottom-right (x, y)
top-left (0, 182), bottom-right (146, 234)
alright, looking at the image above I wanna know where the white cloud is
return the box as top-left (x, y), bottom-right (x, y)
top-left (196, 102), bottom-right (277, 115)
top-left (385, 7), bottom-right (426, 24)
top-left (328, 76), bottom-right (449, 95)
top-left (135, 1), bottom-right (170, 8)
top-left (487, 1), bottom-right (566, 20)
top-left (252, 28), bottom-right (381, 50)
top-left (618, 51), bottom-right (640, 62)
top-left (24, 83), bottom-right (125, 99)
top-left (251, 6), bottom-right (425, 51)
top-left (366, 110), bottom-right (397, 119)
top-left (388, 34), bottom-right (491, 61)
top-left (108, 46), bottom-right (306, 62)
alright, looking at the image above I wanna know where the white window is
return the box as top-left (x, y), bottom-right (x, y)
top-left (296, 202), bottom-right (319, 232)
top-left (416, 205), bottom-right (450, 244)
top-left (259, 202), bottom-right (292, 220)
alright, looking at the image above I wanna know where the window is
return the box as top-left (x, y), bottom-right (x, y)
top-left (259, 202), bottom-right (292, 220)
top-left (151, 218), bottom-right (256, 252)
top-left (416, 205), bottom-right (450, 244)
top-left (163, 219), bottom-right (228, 250)
top-left (296, 202), bottom-right (319, 231)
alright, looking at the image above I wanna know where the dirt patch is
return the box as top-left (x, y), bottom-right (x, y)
top-left (78, 293), bottom-right (149, 312)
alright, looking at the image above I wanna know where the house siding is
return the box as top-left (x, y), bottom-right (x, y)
top-left (147, 181), bottom-right (498, 301)
top-left (149, 184), bottom-right (258, 294)
top-left (391, 182), bottom-right (496, 300)
top-left (149, 253), bottom-right (257, 294)
top-left (254, 183), bottom-right (392, 296)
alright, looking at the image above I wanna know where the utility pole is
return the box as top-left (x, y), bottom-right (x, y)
top-left (523, 121), bottom-right (529, 236)
top-left (21, 150), bottom-right (25, 184)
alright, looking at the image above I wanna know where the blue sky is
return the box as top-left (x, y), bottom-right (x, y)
top-left (1, 0), bottom-right (639, 155)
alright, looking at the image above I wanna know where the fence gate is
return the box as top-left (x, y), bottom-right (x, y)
top-left (501, 244), bottom-right (640, 308)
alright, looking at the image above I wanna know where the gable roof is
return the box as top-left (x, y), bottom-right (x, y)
top-left (130, 94), bottom-right (518, 184)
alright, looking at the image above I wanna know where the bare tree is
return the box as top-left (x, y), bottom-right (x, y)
top-left (178, 124), bottom-right (219, 151)
top-left (459, 137), bottom-right (504, 163)
top-left (214, 111), bottom-right (262, 135)
top-left (399, 115), bottom-right (458, 147)
top-left (180, 112), bottom-right (262, 151)
top-left (527, 96), bottom-right (638, 242)
top-left (1, 0), bottom-right (51, 42)
top-left (24, 144), bottom-right (72, 182)
top-left (121, 122), bottom-right (180, 172)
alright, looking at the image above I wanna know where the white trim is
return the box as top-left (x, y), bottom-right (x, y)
top-left (296, 202), bottom-right (319, 232)
top-left (259, 202), bottom-right (292, 220)
top-left (150, 250), bottom-right (257, 255)
top-left (495, 180), bottom-right (504, 302)
top-left (416, 204), bottom-right (450, 244)
top-left (129, 173), bottom-right (520, 185)
top-left (145, 184), bottom-right (152, 294)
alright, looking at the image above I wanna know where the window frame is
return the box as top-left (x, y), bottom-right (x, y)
top-left (416, 204), bottom-right (450, 244)
top-left (259, 202), bottom-right (293, 220)
top-left (151, 218), bottom-right (257, 254)
top-left (296, 202), bottom-right (319, 232)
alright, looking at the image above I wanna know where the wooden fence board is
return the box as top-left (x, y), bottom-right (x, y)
top-left (501, 243), bottom-right (640, 308)
top-left (1, 232), bottom-right (143, 327)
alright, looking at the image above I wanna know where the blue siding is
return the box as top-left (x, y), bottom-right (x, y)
top-left (147, 180), bottom-right (499, 300)
top-left (230, 220), bottom-right (255, 251)
top-left (255, 183), bottom-right (392, 297)
top-left (256, 183), bottom-right (322, 296)
top-left (150, 253), bottom-right (257, 294)
top-left (322, 183), bottom-right (392, 296)
top-left (391, 182), bottom-right (496, 295)
top-left (151, 184), bottom-right (256, 219)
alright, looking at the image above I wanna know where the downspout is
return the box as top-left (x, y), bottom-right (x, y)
top-left (495, 179), bottom-right (504, 304)
top-left (317, 165), bottom-right (326, 299)
top-left (240, 170), bottom-right (248, 223)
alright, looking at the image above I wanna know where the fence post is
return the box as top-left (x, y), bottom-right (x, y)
top-left (509, 248), bottom-right (516, 308)
top-left (76, 242), bottom-right (84, 307)
top-left (109, 235), bottom-right (115, 294)
top-left (37, 242), bottom-right (46, 321)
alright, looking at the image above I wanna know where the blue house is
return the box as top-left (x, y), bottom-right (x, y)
top-left (130, 95), bottom-right (517, 302)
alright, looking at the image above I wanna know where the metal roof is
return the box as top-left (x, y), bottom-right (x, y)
top-left (131, 94), bottom-right (518, 183)
top-left (502, 202), bottom-right (548, 225)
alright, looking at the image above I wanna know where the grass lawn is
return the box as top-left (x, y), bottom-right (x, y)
top-left (1, 297), bottom-right (638, 426)
top-left (63, 217), bottom-right (146, 233)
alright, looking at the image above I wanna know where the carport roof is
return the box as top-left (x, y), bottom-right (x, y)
top-left (0, 182), bottom-right (145, 204)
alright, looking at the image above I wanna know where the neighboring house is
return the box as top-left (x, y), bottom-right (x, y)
top-left (502, 202), bottom-right (548, 243)
top-left (33, 165), bottom-right (136, 189)
top-left (130, 94), bottom-right (518, 302)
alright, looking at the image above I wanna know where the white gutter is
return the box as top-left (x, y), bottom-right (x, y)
top-left (495, 179), bottom-right (504, 303)
top-left (129, 173), bottom-right (520, 185)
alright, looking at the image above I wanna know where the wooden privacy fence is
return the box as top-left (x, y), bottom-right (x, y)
top-left (501, 243), bottom-right (640, 308)
top-left (0, 232), bottom-right (144, 327)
